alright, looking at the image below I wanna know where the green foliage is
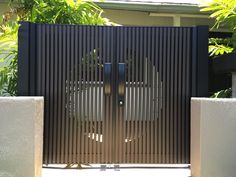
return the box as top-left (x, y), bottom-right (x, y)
top-left (10, 0), bottom-right (113, 25)
top-left (0, 0), bottom-right (113, 96)
top-left (0, 20), bottom-right (18, 96)
top-left (210, 88), bottom-right (232, 98)
top-left (201, 0), bottom-right (236, 30)
top-left (201, 0), bottom-right (236, 58)
top-left (208, 38), bottom-right (233, 57)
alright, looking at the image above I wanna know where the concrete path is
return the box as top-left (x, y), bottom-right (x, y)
top-left (42, 165), bottom-right (191, 177)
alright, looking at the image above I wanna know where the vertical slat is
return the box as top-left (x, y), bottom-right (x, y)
top-left (162, 28), bottom-right (167, 163)
top-left (173, 28), bottom-right (179, 164)
top-left (146, 27), bottom-right (151, 163)
top-left (142, 27), bottom-right (147, 163)
top-left (166, 27), bottom-right (171, 163)
top-left (88, 26), bottom-right (93, 164)
top-left (70, 26), bottom-right (76, 163)
top-left (103, 27), bottom-right (108, 163)
top-left (53, 25), bottom-right (59, 163)
top-left (130, 28), bottom-right (135, 163)
top-left (134, 27), bottom-right (139, 163)
top-left (46, 25), bottom-right (52, 164)
top-left (185, 28), bottom-right (191, 163)
top-left (126, 27), bottom-right (131, 163)
top-left (77, 25), bottom-right (82, 164)
top-left (85, 26), bottom-right (91, 163)
top-left (90, 26), bottom-right (95, 163)
top-left (65, 25), bottom-right (71, 164)
top-left (93, 26), bottom-right (98, 163)
top-left (74, 25), bottom-right (79, 164)
top-left (123, 27), bottom-right (127, 163)
top-left (181, 28), bottom-right (187, 163)
top-left (81, 26), bottom-right (86, 163)
top-left (41, 25), bottom-right (47, 164)
top-left (50, 25), bottom-right (55, 164)
top-left (110, 27), bottom-right (114, 163)
top-left (68, 25), bottom-right (73, 163)
top-left (169, 28), bottom-right (175, 163)
top-left (98, 26), bottom-right (102, 163)
top-left (154, 27), bottom-right (159, 163)
top-left (150, 27), bottom-right (155, 163)
top-left (56, 25), bottom-right (62, 164)
top-left (138, 27), bottom-right (143, 164)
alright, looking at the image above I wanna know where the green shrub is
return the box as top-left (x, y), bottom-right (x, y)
top-left (0, 0), bottom-right (113, 96)
top-left (210, 88), bottom-right (232, 98)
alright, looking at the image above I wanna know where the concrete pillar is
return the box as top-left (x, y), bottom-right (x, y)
top-left (232, 72), bottom-right (236, 98)
top-left (0, 97), bottom-right (44, 177)
top-left (191, 98), bottom-right (236, 177)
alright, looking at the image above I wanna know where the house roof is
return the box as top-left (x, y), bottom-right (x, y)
top-left (95, 0), bottom-right (210, 15)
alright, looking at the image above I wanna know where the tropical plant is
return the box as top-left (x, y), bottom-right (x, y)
top-left (0, 19), bottom-right (18, 96)
top-left (210, 88), bottom-right (232, 98)
top-left (201, 0), bottom-right (236, 98)
top-left (201, 0), bottom-right (236, 56)
top-left (208, 37), bottom-right (233, 57)
top-left (201, 0), bottom-right (236, 30)
top-left (0, 0), bottom-right (113, 96)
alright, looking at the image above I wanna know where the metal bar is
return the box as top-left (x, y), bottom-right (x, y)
top-left (74, 25), bottom-right (79, 164)
top-left (170, 28), bottom-right (175, 163)
top-left (90, 26), bottom-right (95, 163)
top-left (46, 25), bottom-right (52, 164)
top-left (185, 28), bottom-right (191, 163)
top-left (93, 26), bottom-right (98, 163)
top-left (134, 27), bottom-right (139, 163)
top-left (56, 25), bottom-right (62, 164)
top-left (109, 27), bottom-right (114, 163)
top-left (18, 22), bottom-right (30, 96)
top-left (123, 27), bottom-right (127, 163)
top-left (85, 26), bottom-right (90, 164)
top-left (77, 25), bottom-right (82, 164)
top-left (154, 27), bottom-right (159, 163)
top-left (88, 26), bottom-right (93, 164)
top-left (40, 25), bottom-right (47, 163)
top-left (173, 28), bottom-right (178, 164)
top-left (29, 23), bottom-right (36, 96)
top-left (98, 26), bottom-right (102, 163)
top-left (126, 27), bottom-right (131, 163)
top-left (52, 25), bottom-right (58, 163)
top-left (81, 26), bottom-right (86, 163)
top-left (130, 28), bottom-right (135, 163)
top-left (138, 27), bottom-right (143, 164)
top-left (142, 27), bottom-right (147, 163)
top-left (70, 25), bottom-right (76, 163)
top-left (162, 28), bottom-right (167, 164)
top-left (150, 27), bottom-right (155, 163)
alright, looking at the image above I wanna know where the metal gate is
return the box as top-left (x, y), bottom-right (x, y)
top-left (18, 22), bottom-right (208, 164)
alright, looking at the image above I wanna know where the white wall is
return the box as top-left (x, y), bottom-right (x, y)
top-left (191, 98), bottom-right (236, 177)
top-left (0, 97), bottom-right (44, 177)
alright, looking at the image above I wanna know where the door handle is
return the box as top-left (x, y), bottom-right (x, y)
top-left (118, 63), bottom-right (125, 106)
top-left (104, 63), bottom-right (112, 95)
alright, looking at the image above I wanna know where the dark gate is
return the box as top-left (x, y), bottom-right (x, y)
top-left (18, 22), bottom-right (208, 164)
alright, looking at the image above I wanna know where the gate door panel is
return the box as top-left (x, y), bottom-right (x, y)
top-left (18, 23), bottom-right (208, 164)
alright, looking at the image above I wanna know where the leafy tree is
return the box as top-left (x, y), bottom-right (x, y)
top-left (0, 0), bottom-right (113, 96)
top-left (201, 0), bottom-right (236, 98)
top-left (201, 0), bottom-right (236, 56)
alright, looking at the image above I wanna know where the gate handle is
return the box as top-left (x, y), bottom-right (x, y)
top-left (118, 63), bottom-right (125, 106)
top-left (104, 63), bottom-right (112, 95)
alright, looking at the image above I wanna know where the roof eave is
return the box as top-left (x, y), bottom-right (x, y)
top-left (95, 1), bottom-right (209, 15)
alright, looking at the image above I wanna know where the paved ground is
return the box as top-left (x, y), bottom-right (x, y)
top-left (42, 164), bottom-right (191, 177)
